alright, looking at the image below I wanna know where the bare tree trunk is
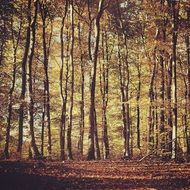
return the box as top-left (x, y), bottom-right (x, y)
top-left (166, 58), bottom-right (173, 155)
top-left (118, 35), bottom-right (130, 159)
top-left (77, 22), bottom-right (85, 156)
top-left (28, 0), bottom-right (40, 158)
top-left (94, 109), bottom-right (101, 159)
top-left (40, 3), bottom-right (53, 156)
top-left (67, 0), bottom-right (74, 160)
top-left (136, 62), bottom-right (141, 149)
top-left (41, 81), bottom-right (46, 156)
top-left (124, 36), bottom-right (130, 158)
top-left (17, 0), bottom-right (31, 155)
top-left (147, 59), bottom-right (157, 154)
top-left (87, 0), bottom-right (105, 160)
top-left (59, 0), bottom-right (68, 161)
top-left (171, 0), bottom-right (179, 159)
top-left (159, 50), bottom-right (165, 154)
top-left (100, 31), bottom-right (109, 159)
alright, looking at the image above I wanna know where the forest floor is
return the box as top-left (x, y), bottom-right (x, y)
top-left (0, 160), bottom-right (190, 190)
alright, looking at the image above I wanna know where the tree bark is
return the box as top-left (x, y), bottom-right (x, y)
top-left (77, 22), bottom-right (85, 156)
top-left (59, 0), bottom-right (68, 161)
top-left (171, 0), bottom-right (179, 159)
top-left (17, 0), bottom-right (31, 155)
top-left (136, 62), bottom-right (141, 150)
top-left (87, 0), bottom-right (105, 160)
top-left (147, 57), bottom-right (157, 154)
top-left (28, 0), bottom-right (40, 158)
top-left (67, 0), bottom-right (74, 160)
top-left (100, 31), bottom-right (110, 159)
top-left (40, 2), bottom-right (53, 156)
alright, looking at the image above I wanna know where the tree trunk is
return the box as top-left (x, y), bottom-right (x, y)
top-left (78, 22), bottom-right (85, 156)
top-left (87, 0), bottom-right (105, 160)
top-left (67, 0), bottom-right (74, 160)
top-left (59, 0), bottom-right (68, 161)
top-left (40, 3), bottom-right (53, 156)
top-left (171, 0), bottom-right (178, 159)
top-left (159, 50), bottom-right (165, 154)
top-left (28, 0), bottom-right (40, 158)
top-left (147, 58), bottom-right (157, 154)
top-left (17, 0), bottom-right (31, 155)
top-left (118, 35), bottom-right (130, 159)
top-left (136, 62), bottom-right (141, 149)
top-left (124, 36), bottom-right (130, 158)
top-left (41, 81), bottom-right (46, 156)
top-left (100, 31), bottom-right (110, 159)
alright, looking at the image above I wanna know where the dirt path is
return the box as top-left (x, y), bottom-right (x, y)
top-left (0, 160), bottom-right (190, 189)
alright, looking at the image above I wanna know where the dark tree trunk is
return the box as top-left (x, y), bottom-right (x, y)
top-left (78, 22), bottom-right (85, 156)
top-left (67, 0), bottom-right (74, 160)
top-left (159, 50), bottom-right (165, 153)
top-left (94, 109), bottom-right (101, 160)
top-left (100, 31), bottom-right (110, 159)
top-left (41, 81), bottom-right (46, 156)
top-left (28, 0), bottom-right (40, 158)
top-left (136, 62), bottom-right (141, 149)
top-left (59, 0), bottom-right (68, 161)
top-left (147, 58), bottom-right (157, 154)
top-left (17, 0), bottom-right (31, 155)
top-left (40, 3), bottom-right (53, 156)
top-left (171, 0), bottom-right (179, 159)
top-left (118, 35), bottom-right (130, 159)
top-left (87, 0), bottom-right (105, 160)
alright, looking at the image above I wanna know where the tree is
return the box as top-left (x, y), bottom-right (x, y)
top-left (28, 0), bottom-right (41, 158)
top-left (59, 0), bottom-right (68, 161)
top-left (100, 31), bottom-right (110, 159)
top-left (87, 0), bottom-right (106, 160)
top-left (39, 1), bottom-right (53, 156)
top-left (67, 0), bottom-right (75, 160)
top-left (17, 0), bottom-right (32, 155)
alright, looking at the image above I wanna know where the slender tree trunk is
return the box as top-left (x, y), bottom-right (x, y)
top-left (136, 62), bottom-right (141, 149)
top-left (147, 59), bottom-right (157, 154)
top-left (166, 58), bottom-right (173, 154)
top-left (28, 0), bottom-right (40, 158)
top-left (67, 0), bottom-right (74, 160)
top-left (78, 22), bottom-right (85, 156)
top-left (118, 35), bottom-right (130, 159)
top-left (159, 50), bottom-right (165, 154)
top-left (87, 0), bottom-right (105, 160)
top-left (100, 32), bottom-right (109, 159)
top-left (171, 0), bottom-right (178, 159)
top-left (59, 0), bottom-right (68, 161)
top-left (41, 81), bottom-right (46, 156)
top-left (124, 36), bottom-right (130, 158)
top-left (17, 0), bottom-right (31, 155)
top-left (94, 109), bottom-right (101, 159)
top-left (60, 34), bottom-right (69, 160)
top-left (40, 3), bottom-right (53, 156)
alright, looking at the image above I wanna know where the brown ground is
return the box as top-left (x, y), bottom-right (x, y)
top-left (0, 160), bottom-right (190, 190)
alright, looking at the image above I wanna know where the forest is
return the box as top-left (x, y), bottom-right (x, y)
top-left (1, 0), bottom-right (190, 162)
top-left (2, 0), bottom-right (190, 189)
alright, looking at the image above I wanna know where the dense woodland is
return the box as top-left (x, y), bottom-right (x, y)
top-left (0, 0), bottom-right (190, 161)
